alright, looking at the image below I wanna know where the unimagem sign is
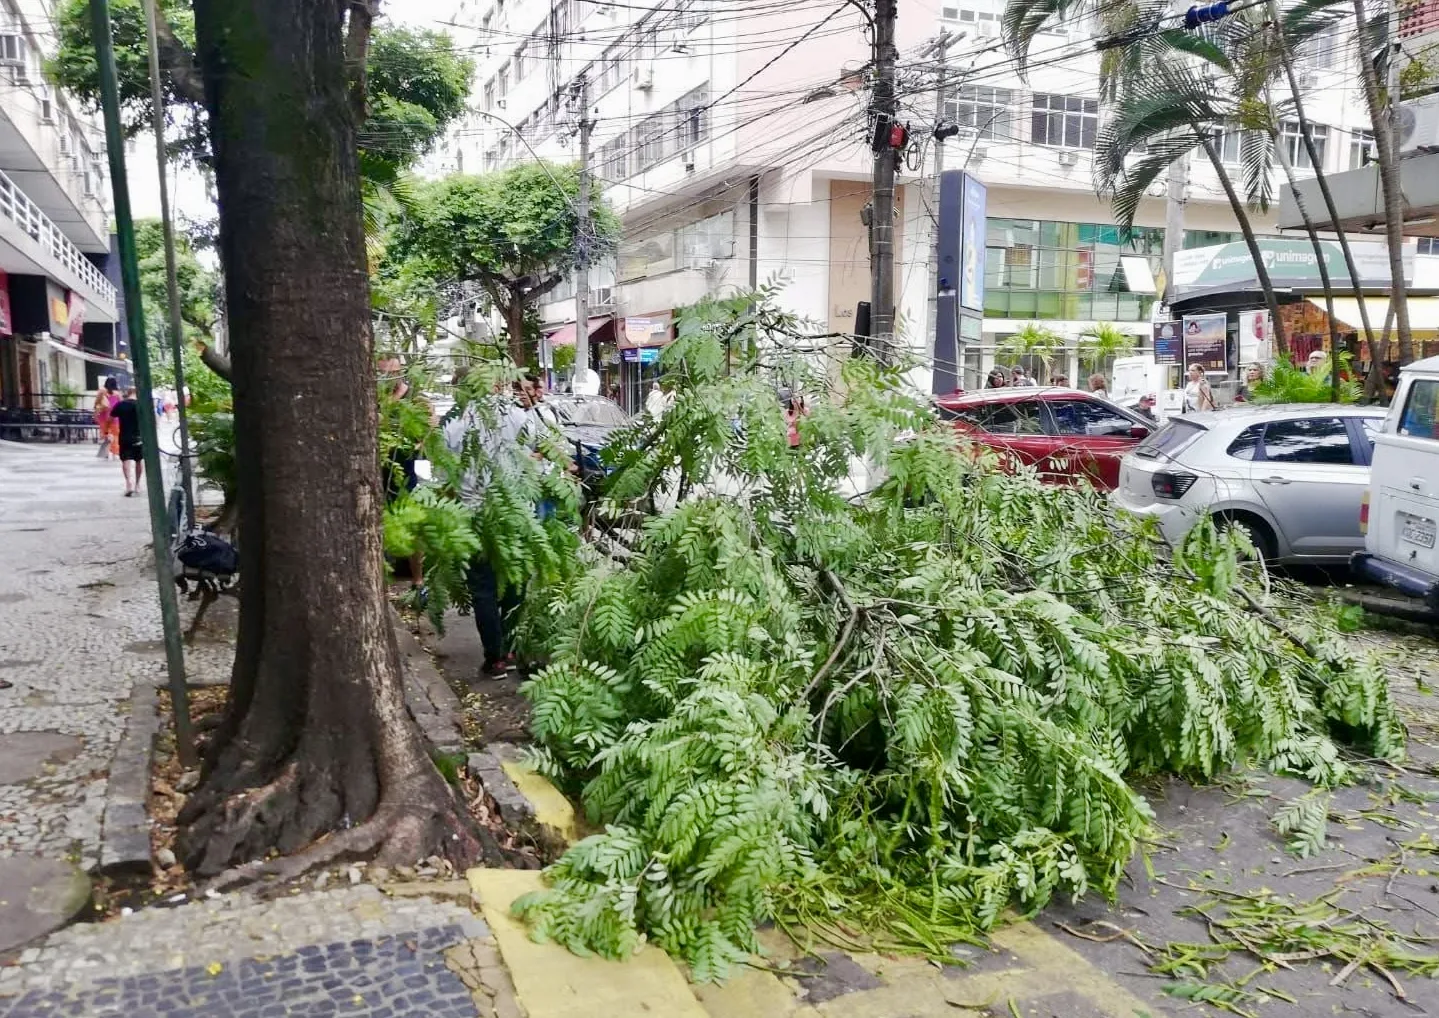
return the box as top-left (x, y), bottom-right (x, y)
top-left (1171, 239), bottom-right (1413, 294)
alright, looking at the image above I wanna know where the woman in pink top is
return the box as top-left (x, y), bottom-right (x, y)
top-left (93, 377), bottom-right (120, 459)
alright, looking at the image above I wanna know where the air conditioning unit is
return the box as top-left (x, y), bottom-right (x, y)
top-left (1057, 148), bottom-right (1080, 167)
top-left (633, 65), bottom-right (654, 90)
top-left (1398, 92), bottom-right (1439, 155)
top-left (970, 142), bottom-right (989, 161)
top-left (496, 98), bottom-right (507, 109)
top-left (681, 148), bottom-right (696, 171)
top-left (1295, 71), bottom-right (1318, 90)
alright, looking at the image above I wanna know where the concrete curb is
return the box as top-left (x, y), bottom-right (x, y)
top-left (98, 681), bottom-right (159, 874)
top-left (466, 744), bottom-right (575, 855)
top-left (392, 608), bottom-right (467, 758)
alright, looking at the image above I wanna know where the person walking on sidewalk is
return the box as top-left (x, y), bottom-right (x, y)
top-left (93, 377), bottom-right (120, 460)
top-left (110, 388), bottom-right (146, 496)
top-left (443, 388), bottom-right (534, 680)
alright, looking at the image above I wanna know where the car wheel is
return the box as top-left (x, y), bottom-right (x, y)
top-left (1217, 512), bottom-right (1277, 563)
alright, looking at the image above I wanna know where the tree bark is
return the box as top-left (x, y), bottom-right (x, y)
top-left (180, 0), bottom-right (492, 878)
top-left (504, 293), bottom-right (527, 366)
top-left (1197, 134), bottom-right (1289, 357)
top-left (1352, 0), bottom-right (1415, 369)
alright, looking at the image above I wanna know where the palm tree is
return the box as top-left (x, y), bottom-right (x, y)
top-left (997, 322), bottom-right (1064, 375)
top-left (1078, 321), bottom-right (1136, 373)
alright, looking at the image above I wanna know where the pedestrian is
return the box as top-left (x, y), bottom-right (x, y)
top-left (986, 368), bottom-right (1007, 389)
top-left (444, 390), bottom-right (534, 680)
top-left (1135, 393), bottom-right (1159, 423)
top-left (783, 391), bottom-right (808, 449)
top-left (1184, 364), bottom-right (1217, 413)
top-left (110, 387), bottom-right (145, 495)
top-left (1011, 366), bottom-right (1035, 387)
top-left (1088, 373), bottom-right (1109, 400)
top-left (1049, 374), bottom-right (1069, 387)
top-left (1235, 362), bottom-right (1265, 402)
top-left (644, 380), bottom-right (672, 419)
top-left (1306, 349), bottom-right (1328, 376)
top-left (93, 377), bottom-right (119, 460)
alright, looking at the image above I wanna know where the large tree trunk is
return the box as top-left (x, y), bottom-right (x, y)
top-left (1197, 134), bottom-right (1289, 357)
top-left (1353, 0), bottom-right (1415, 370)
top-left (178, 0), bottom-right (493, 879)
top-left (504, 295), bottom-right (527, 366)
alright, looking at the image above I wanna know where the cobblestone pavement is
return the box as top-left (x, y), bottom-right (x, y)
top-left (0, 439), bottom-right (164, 869)
top-left (0, 886), bottom-right (506, 1018)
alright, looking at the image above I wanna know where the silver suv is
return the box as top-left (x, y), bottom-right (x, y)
top-left (1115, 405), bottom-right (1387, 563)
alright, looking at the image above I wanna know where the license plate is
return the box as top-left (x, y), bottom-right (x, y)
top-left (1401, 513), bottom-right (1437, 549)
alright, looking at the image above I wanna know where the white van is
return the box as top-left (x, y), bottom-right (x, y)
top-left (1354, 354), bottom-right (1439, 613)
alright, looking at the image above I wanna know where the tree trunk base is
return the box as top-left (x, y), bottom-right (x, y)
top-left (179, 732), bottom-right (505, 889)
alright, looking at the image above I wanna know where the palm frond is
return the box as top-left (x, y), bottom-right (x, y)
top-left (1239, 128), bottom-right (1276, 213)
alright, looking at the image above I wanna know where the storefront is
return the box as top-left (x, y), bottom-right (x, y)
top-left (617, 311), bottom-right (673, 413)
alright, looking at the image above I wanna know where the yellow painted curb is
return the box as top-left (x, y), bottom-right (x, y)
top-left (468, 867), bottom-right (709, 1018)
top-left (498, 759), bottom-right (579, 843)
top-left (993, 921), bottom-right (1157, 1017)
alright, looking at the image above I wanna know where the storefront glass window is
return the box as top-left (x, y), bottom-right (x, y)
top-left (983, 217), bottom-right (1162, 322)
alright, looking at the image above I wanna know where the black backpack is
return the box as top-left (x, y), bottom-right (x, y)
top-left (176, 532), bottom-right (238, 576)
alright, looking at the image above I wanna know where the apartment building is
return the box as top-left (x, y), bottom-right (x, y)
top-left (431, 0), bottom-right (1378, 397)
top-left (0, 0), bottom-right (122, 410)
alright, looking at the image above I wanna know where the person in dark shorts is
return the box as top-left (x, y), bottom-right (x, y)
top-left (110, 387), bottom-right (145, 496)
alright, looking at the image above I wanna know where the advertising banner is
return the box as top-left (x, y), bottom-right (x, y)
top-left (1238, 309), bottom-right (1272, 365)
top-left (66, 292), bottom-right (86, 346)
top-left (46, 281), bottom-right (69, 338)
top-left (960, 173), bottom-right (987, 313)
top-left (1182, 313), bottom-right (1228, 373)
top-left (1172, 239), bottom-right (1412, 293)
top-left (1152, 320), bottom-right (1181, 365)
top-left (0, 269), bottom-right (11, 338)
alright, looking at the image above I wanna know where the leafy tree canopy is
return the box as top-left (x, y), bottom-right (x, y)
top-left (48, 3), bottom-right (473, 172)
top-left (393, 164), bottom-right (621, 294)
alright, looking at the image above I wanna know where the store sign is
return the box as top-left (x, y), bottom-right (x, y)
top-left (1238, 310), bottom-right (1272, 365)
top-left (1182, 313), bottom-right (1228, 373)
top-left (0, 269), bottom-right (11, 338)
top-left (1152, 320), bottom-right (1182, 365)
top-left (45, 281), bottom-right (70, 338)
top-left (66, 292), bottom-right (86, 346)
top-left (1172, 239), bottom-right (1412, 293)
top-left (622, 313), bottom-right (671, 348)
top-left (621, 347), bottom-right (661, 364)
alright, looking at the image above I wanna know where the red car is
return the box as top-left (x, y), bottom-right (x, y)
top-left (934, 388), bottom-right (1155, 490)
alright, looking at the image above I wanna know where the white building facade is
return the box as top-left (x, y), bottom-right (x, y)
top-left (0, 0), bottom-right (122, 411)
top-left (431, 0), bottom-right (1378, 399)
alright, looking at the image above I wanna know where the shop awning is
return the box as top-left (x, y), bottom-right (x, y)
top-left (1306, 297), bottom-right (1439, 333)
top-left (46, 337), bottom-right (128, 369)
top-left (543, 316), bottom-right (611, 347)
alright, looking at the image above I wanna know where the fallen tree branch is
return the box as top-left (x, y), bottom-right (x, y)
top-left (801, 569), bottom-right (860, 701)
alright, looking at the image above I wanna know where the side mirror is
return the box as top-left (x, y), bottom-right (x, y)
top-left (1129, 425), bottom-right (1151, 439)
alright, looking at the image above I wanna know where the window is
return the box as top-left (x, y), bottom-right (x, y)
top-left (635, 120), bottom-right (665, 172)
top-left (1281, 120), bottom-right (1328, 170)
top-left (1305, 28), bottom-right (1338, 69)
top-left (946, 87), bottom-right (1015, 141)
top-left (1419, 237), bottom-right (1439, 255)
top-left (600, 134), bottom-right (628, 180)
top-left (941, 4), bottom-right (959, 18)
top-left (497, 65), bottom-right (509, 98)
top-left (1046, 398), bottom-right (1137, 437)
top-left (969, 400), bottom-right (1045, 435)
top-left (1399, 379), bottom-right (1439, 439)
top-left (1259, 417), bottom-right (1355, 464)
top-left (678, 210), bottom-right (734, 266)
top-left (601, 46), bottom-right (622, 92)
top-left (1031, 93), bottom-right (1097, 149)
top-left (1212, 129), bottom-right (1243, 165)
top-left (37, 86), bottom-right (53, 123)
top-left (675, 85), bottom-right (709, 148)
top-left (513, 44), bottom-right (526, 82)
top-left (1226, 424), bottom-right (1263, 460)
top-left (618, 229), bottom-right (676, 280)
top-left (0, 34), bottom-right (22, 66)
top-left (483, 79), bottom-right (495, 110)
top-left (1349, 129), bottom-right (1374, 169)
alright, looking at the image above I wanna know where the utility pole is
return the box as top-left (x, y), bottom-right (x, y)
top-left (1158, 0), bottom-right (1190, 344)
top-left (869, 0), bottom-right (899, 362)
top-left (571, 74), bottom-right (597, 395)
top-left (141, 0), bottom-right (195, 521)
top-left (89, 0), bottom-right (194, 766)
top-left (925, 30), bottom-right (956, 380)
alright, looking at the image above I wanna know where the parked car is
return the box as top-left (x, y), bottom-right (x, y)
top-left (934, 388), bottom-right (1155, 490)
top-left (538, 393), bottom-right (631, 484)
top-left (1114, 404), bottom-right (1386, 563)
top-left (1353, 355), bottom-right (1439, 611)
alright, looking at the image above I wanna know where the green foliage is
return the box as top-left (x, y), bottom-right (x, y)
top-left (1249, 355), bottom-right (1361, 404)
top-left (1271, 791), bottom-right (1330, 858)
top-left (52, 382), bottom-right (81, 411)
top-left (510, 290), bottom-right (1403, 980)
top-left (48, 3), bottom-right (471, 173)
top-left (1077, 322), bottom-right (1136, 372)
top-left (996, 323), bottom-right (1063, 371)
top-left (393, 165), bottom-right (621, 300)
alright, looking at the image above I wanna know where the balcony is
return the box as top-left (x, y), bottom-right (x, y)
top-left (0, 168), bottom-right (118, 321)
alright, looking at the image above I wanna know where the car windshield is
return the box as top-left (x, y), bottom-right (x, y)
top-left (1134, 419), bottom-right (1205, 459)
top-left (554, 399), bottom-right (628, 428)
